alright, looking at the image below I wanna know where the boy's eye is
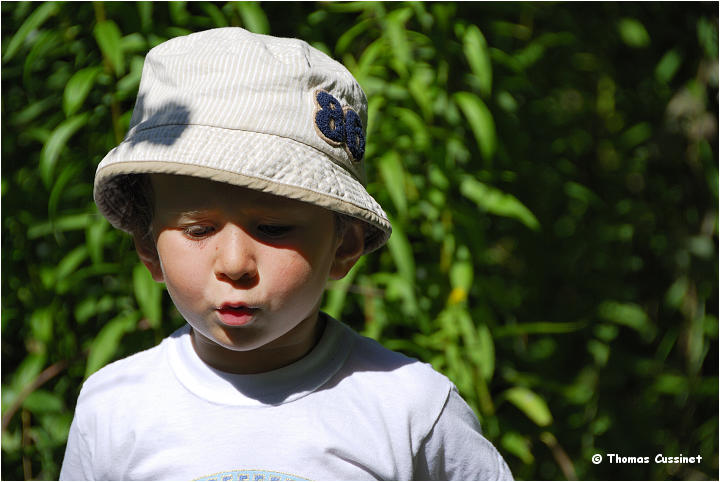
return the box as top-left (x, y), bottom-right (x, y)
top-left (257, 225), bottom-right (293, 238)
top-left (183, 225), bottom-right (215, 238)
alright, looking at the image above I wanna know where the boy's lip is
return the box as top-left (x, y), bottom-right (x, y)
top-left (218, 302), bottom-right (257, 310)
top-left (216, 303), bottom-right (259, 327)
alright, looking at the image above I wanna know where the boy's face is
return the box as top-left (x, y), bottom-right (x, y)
top-left (137, 174), bottom-right (362, 373)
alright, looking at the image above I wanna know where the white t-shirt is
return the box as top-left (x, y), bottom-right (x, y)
top-left (60, 315), bottom-right (512, 481)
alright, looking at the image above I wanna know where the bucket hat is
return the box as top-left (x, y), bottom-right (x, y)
top-left (94, 27), bottom-right (391, 253)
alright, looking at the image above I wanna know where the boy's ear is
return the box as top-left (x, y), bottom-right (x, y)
top-left (329, 221), bottom-right (365, 280)
top-left (133, 234), bottom-right (164, 282)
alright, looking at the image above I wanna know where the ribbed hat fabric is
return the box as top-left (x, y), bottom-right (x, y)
top-left (94, 27), bottom-right (391, 253)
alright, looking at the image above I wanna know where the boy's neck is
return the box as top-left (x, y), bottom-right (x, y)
top-left (189, 312), bottom-right (327, 374)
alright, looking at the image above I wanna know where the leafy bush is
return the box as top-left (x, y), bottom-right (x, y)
top-left (2, 2), bottom-right (717, 480)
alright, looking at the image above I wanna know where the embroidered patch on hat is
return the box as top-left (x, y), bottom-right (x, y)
top-left (343, 106), bottom-right (365, 162)
top-left (313, 90), bottom-right (365, 162)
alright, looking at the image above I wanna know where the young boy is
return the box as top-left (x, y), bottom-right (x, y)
top-left (60, 27), bottom-right (513, 481)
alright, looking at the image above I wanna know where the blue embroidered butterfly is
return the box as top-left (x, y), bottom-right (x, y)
top-left (314, 90), bottom-right (365, 162)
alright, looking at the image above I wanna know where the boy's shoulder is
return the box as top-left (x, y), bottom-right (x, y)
top-left (335, 318), bottom-right (456, 413)
top-left (344, 324), bottom-right (451, 389)
top-left (77, 327), bottom-right (183, 406)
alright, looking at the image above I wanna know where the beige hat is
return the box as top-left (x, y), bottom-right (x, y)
top-left (94, 27), bottom-right (391, 253)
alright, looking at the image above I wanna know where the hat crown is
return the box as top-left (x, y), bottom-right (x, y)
top-left (128, 27), bottom-right (367, 181)
top-left (94, 27), bottom-right (391, 253)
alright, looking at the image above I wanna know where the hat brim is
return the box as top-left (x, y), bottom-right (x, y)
top-left (94, 124), bottom-right (391, 253)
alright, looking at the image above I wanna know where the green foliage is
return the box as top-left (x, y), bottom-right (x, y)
top-left (2, 2), bottom-right (717, 480)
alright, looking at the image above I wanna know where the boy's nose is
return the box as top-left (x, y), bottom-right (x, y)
top-left (213, 224), bottom-right (258, 283)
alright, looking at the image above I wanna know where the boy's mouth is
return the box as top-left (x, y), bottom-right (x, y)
top-left (216, 304), bottom-right (258, 327)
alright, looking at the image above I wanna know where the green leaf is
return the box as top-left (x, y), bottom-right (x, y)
top-left (454, 305), bottom-right (495, 383)
top-left (137, 2), bottom-right (153, 32)
top-left (165, 26), bottom-right (192, 39)
top-left (323, 257), bottom-right (365, 319)
top-left (688, 235), bottom-right (714, 259)
top-left (501, 432), bottom-right (534, 464)
top-left (75, 295), bottom-right (115, 325)
top-left (655, 48), bottom-right (683, 83)
top-left (514, 43), bottom-right (545, 70)
top-left (336, 18), bottom-right (372, 56)
top-left (588, 339), bottom-right (610, 366)
top-left (566, 369), bottom-right (599, 408)
top-left (598, 301), bottom-right (655, 341)
top-left (2, 1), bottom-right (59, 63)
top-left (494, 321), bottom-right (587, 337)
top-left (437, 307), bottom-right (460, 339)
top-left (386, 217), bottom-right (415, 285)
top-left (383, 219), bottom-right (418, 317)
top-left (11, 353), bottom-right (46, 394)
top-left (564, 181), bottom-right (603, 206)
top-left (168, 1), bottom-right (190, 26)
top-left (133, 263), bottom-right (162, 329)
top-left (38, 412), bottom-right (73, 445)
top-left (618, 18), bottom-right (650, 48)
top-left (27, 213), bottom-right (91, 239)
top-left (697, 16), bottom-right (719, 59)
top-left (199, 2), bottom-right (228, 28)
top-left (620, 122), bottom-right (652, 149)
top-left (22, 29), bottom-right (62, 84)
top-left (394, 107), bottom-right (431, 151)
top-left (325, 1), bottom-right (380, 13)
top-left (665, 276), bottom-right (689, 309)
top-left (384, 7), bottom-right (413, 77)
top-left (3, 386), bottom-right (17, 414)
top-left (86, 217), bottom-right (110, 265)
top-left (504, 386), bottom-right (553, 426)
top-left (237, 2), bottom-right (270, 34)
top-left (445, 343), bottom-right (473, 394)
top-left (378, 151), bottom-right (408, 217)
top-left (94, 20), bottom-right (125, 76)
top-left (356, 38), bottom-right (386, 83)
top-left (13, 96), bottom-right (56, 126)
top-left (454, 92), bottom-right (496, 162)
top-left (377, 272), bottom-right (417, 317)
top-left (463, 25), bottom-right (492, 97)
top-left (120, 32), bottom-right (148, 54)
top-left (85, 312), bottom-right (139, 378)
top-left (408, 67), bottom-right (434, 121)
top-left (652, 374), bottom-right (689, 395)
top-left (447, 305), bottom-right (495, 383)
top-left (55, 246), bottom-right (89, 282)
top-left (359, 275), bottom-right (390, 340)
top-left (63, 67), bottom-right (102, 117)
top-left (39, 113), bottom-right (89, 188)
top-left (23, 389), bottom-right (64, 413)
top-left (450, 245), bottom-right (473, 293)
top-left (48, 163), bottom-right (82, 219)
top-left (514, 32), bottom-right (574, 70)
top-left (460, 177), bottom-right (540, 230)
top-left (116, 56), bottom-right (145, 100)
top-left (496, 90), bottom-right (518, 113)
top-left (1, 427), bottom-right (21, 452)
top-left (30, 307), bottom-right (53, 344)
top-left (476, 323), bottom-right (495, 381)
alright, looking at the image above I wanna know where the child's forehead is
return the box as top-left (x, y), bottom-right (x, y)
top-left (150, 174), bottom-right (318, 214)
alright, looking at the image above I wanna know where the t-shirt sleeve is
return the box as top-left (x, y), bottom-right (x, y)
top-left (59, 403), bottom-right (94, 480)
top-left (414, 387), bottom-right (513, 481)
